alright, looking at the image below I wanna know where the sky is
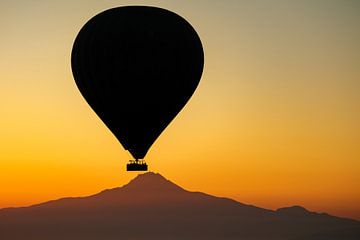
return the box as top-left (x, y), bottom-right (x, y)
top-left (1, 0), bottom-right (359, 220)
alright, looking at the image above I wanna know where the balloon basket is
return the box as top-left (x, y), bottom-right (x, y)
top-left (126, 160), bottom-right (148, 171)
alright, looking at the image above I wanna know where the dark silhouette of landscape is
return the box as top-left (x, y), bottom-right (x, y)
top-left (0, 172), bottom-right (359, 239)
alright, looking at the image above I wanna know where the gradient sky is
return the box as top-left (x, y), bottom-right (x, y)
top-left (1, 0), bottom-right (359, 220)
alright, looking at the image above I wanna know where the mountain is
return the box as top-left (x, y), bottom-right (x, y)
top-left (0, 172), bottom-right (359, 240)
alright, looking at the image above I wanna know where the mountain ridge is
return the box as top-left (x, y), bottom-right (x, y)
top-left (0, 172), bottom-right (359, 240)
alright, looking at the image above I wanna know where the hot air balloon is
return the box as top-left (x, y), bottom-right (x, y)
top-left (71, 6), bottom-right (204, 171)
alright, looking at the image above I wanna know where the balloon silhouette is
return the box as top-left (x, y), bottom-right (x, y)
top-left (71, 6), bottom-right (204, 170)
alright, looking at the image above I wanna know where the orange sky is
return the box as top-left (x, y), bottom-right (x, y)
top-left (1, 1), bottom-right (359, 220)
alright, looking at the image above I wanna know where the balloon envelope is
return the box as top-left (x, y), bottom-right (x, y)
top-left (71, 6), bottom-right (204, 159)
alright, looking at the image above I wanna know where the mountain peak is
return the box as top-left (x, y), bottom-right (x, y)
top-left (132, 172), bottom-right (166, 181)
top-left (276, 205), bottom-right (311, 216)
top-left (122, 172), bottom-right (184, 192)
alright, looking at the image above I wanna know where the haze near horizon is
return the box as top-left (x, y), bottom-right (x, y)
top-left (1, 172), bottom-right (359, 239)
